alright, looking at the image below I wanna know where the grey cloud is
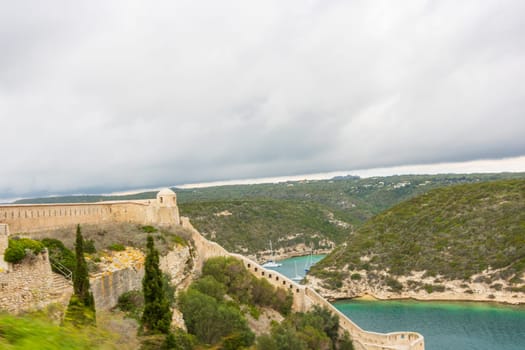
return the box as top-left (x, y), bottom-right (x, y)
top-left (1, 0), bottom-right (525, 199)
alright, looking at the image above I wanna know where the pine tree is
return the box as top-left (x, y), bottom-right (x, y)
top-left (141, 235), bottom-right (172, 334)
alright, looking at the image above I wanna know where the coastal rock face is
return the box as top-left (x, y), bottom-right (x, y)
top-left (160, 243), bottom-right (192, 289)
top-left (90, 247), bottom-right (145, 311)
top-left (307, 269), bottom-right (525, 305)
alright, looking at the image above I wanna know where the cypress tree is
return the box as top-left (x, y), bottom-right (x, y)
top-left (65, 224), bottom-right (95, 326)
top-left (141, 235), bottom-right (172, 334)
top-left (73, 224), bottom-right (94, 308)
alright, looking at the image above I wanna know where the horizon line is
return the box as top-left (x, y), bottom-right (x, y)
top-left (3, 155), bottom-right (525, 203)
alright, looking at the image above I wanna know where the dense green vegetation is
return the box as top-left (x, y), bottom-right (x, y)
top-left (178, 257), bottom-right (282, 348)
top-left (312, 179), bottom-right (525, 286)
top-left (178, 256), bottom-right (353, 350)
top-left (180, 199), bottom-right (351, 254)
top-left (117, 290), bottom-right (144, 321)
top-left (257, 306), bottom-right (354, 350)
top-left (3, 238), bottom-right (44, 263)
top-left (41, 238), bottom-right (76, 273)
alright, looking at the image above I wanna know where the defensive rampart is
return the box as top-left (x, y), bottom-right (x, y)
top-left (181, 218), bottom-right (425, 350)
top-left (0, 188), bottom-right (180, 234)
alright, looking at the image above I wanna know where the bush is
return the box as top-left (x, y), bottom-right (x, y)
top-left (170, 234), bottom-right (187, 246)
top-left (83, 239), bottom-right (97, 253)
top-left (141, 226), bottom-right (158, 233)
top-left (350, 273), bottom-right (362, 281)
top-left (423, 284), bottom-right (434, 293)
top-left (256, 305), bottom-right (347, 350)
top-left (4, 238), bottom-right (44, 263)
top-left (107, 243), bottom-right (125, 251)
top-left (178, 289), bottom-right (254, 346)
top-left (190, 275), bottom-right (226, 302)
top-left (117, 290), bottom-right (144, 321)
top-left (201, 256), bottom-right (293, 315)
top-left (41, 238), bottom-right (76, 273)
top-left (167, 328), bottom-right (196, 350)
top-left (386, 277), bottom-right (403, 292)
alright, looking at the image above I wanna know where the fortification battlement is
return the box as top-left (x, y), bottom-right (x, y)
top-left (0, 188), bottom-right (180, 234)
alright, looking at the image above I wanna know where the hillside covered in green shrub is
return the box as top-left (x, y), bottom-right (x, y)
top-left (177, 256), bottom-right (354, 350)
top-left (312, 179), bottom-right (525, 285)
top-left (179, 199), bottom-right (351, 254)
top-left (13, 173), bottom-right (525, 256)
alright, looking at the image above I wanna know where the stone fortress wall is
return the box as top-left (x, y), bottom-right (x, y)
top-left (0, 188), bottom-right (180, 234)
top-left (0, 189), bottom-right (180, 314)
top-left (0, 189), bottom-right (424, 350)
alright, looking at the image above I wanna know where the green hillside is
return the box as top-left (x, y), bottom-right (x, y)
top-left (179, 199), bottom-right (351, 254)
top-left (311, 179), bottom-right (525, 284)
top-left (12, 173), bottom-right (525, 257)
top-left (15, 174), bottom-right (525, 226)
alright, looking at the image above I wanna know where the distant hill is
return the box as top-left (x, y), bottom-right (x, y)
top-left (12, 191), bottom-right (158, 204)
top-left (12, 173), bottom-right (525, 258)
top-left (179, 199), bottom-right (350, 255)
top-left (311, 179), bottom-right (525, 292)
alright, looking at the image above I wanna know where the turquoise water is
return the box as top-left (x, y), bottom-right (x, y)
top-left (273, 256), bottom-right (525, 350)
top-left (333, 300), bottom-right (525, 350)
top-left (264, 254), bottom-right (326, 281)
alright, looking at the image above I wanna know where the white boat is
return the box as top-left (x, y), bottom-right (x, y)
top-left (262, 260), bottom-right (282, 268)
top-left (261, 240), bottom-right (282, 268)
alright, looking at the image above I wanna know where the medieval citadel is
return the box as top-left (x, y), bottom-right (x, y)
top-left (0, 189), bottom-right (424, 350)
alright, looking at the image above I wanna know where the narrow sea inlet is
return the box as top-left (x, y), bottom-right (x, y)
top-left (273, 256), bottom-right (525, 350)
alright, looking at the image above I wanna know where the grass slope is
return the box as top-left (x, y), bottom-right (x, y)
top-left (0, 312), bottom-right (135, 350)
top-left (312, 179), bottom-right (525, 284)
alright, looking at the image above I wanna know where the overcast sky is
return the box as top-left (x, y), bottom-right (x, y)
top-left (1, 0), bottom-right (525, 200)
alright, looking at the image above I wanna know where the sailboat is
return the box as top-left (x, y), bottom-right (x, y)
top-left (261, 240), bottom-right (282, 268)
top-left (304, 250), bottom-right (314, 273)
top-left (292, 261), bottom-right (303, 281)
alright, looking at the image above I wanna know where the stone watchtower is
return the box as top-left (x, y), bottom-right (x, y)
top-left (154, 188), bottom-right (180, 225)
